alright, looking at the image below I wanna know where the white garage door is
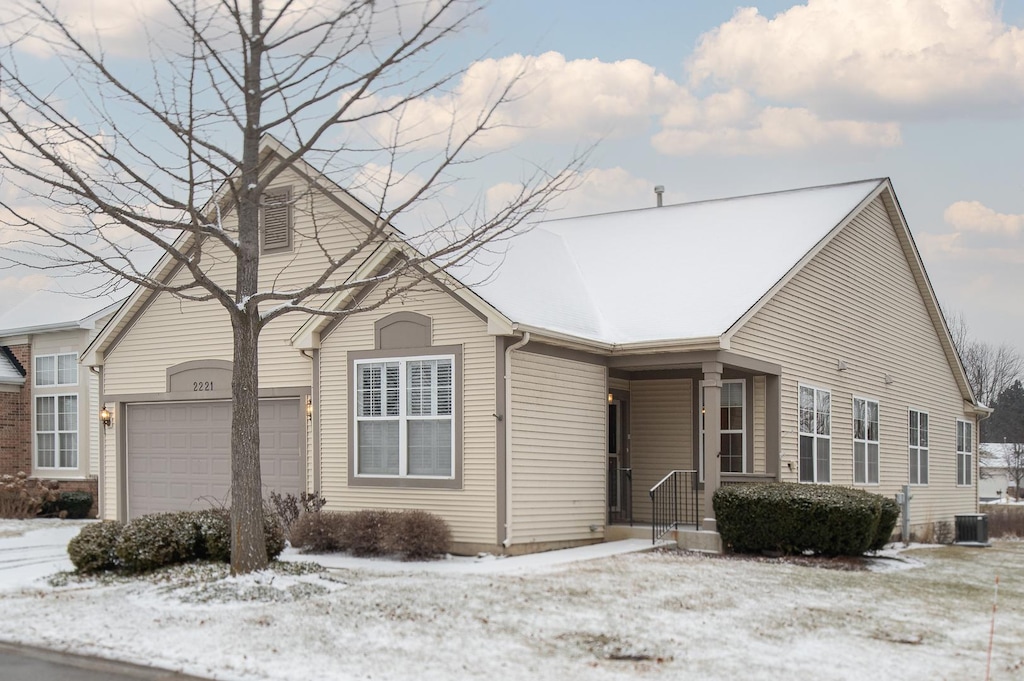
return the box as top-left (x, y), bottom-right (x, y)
top-left (126, 398), bottom-right (303, 518)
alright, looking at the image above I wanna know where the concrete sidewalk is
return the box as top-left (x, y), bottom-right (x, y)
top-left (0, 642), bottom-right (213, 681)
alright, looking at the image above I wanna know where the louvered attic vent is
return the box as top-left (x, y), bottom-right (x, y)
top-left (261, 187), bottom-right (292, 253)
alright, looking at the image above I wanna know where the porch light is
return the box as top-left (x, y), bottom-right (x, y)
top-left (100, 406), bottom-right (112, 428)
top-left (306, 395), bottom-right (314, 421)
top-left (608, 393), bottom-right (613, 403)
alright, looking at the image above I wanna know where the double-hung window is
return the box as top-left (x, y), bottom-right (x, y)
top-left (35, 353), bottom-right (78, 387)
top-left (699, 379), bottom-right (746, 476)
top-left (853, 398), bottom-right (879, 484)
top-left (799, 385), bottom-right (831, 483)
top-left (909, 409), bottom-right (929, 485)
top-left (956, 419), bottom-right (973, 486)
top-left (36, 395), bottom-right (78, 469)
top-left (355, 355), bottom-right (454, 478)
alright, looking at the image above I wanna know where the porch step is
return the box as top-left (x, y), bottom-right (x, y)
top-left (607, 524), bottom-right (722, 553)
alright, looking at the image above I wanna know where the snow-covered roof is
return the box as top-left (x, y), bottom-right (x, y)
top-left (467, 179), bottom-right (884, 345)
top-left (980, 442), bottom-right (1023, 467)
top-left (0, 348), bottom-right (25, 385)
top-left (0, 290), bottom-right (122, 337)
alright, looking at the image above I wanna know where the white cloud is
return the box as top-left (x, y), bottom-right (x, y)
top-left (944, 200), bottom-right (1024, 235)
top-left (486, 166), bottom-right (658, 222)
top-left (689, 0), bottom-right (1024, 114)
top-left (653, 104), bottom-right (901, 155)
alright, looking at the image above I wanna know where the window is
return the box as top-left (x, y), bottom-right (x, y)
top-left (957, 419), bottom-right (973, 486)
top-left (799, 385), bottom-right (830, 483)
top-left (35, 353), bottom-right (78, 386)
top-left (36, 395), bottom-right (78, 469)
top-left (909, 409), bottom-right (929, 485)
top-left (355, 355), bottom-right (453, 478)
top-left (853, 398), bottom-right (879, 484)
top-left (700, 379), bottom-right (746, 475)
top-left (260, 187), bottom-right (292, 253)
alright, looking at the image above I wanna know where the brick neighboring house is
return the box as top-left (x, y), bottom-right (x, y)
top-left (0, 294), bottom-right (119, 516)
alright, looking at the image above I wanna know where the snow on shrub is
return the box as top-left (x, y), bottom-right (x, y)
top-left (114, 512), bottom-right (201, 572)
top-left (68, 521), bottom-right (125, 573)
top-left (58, 491), bottom-right (94, 519)
top-left (713, 482), bottom-right (899, 556)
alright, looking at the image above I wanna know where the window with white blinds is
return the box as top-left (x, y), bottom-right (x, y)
top-left (355, 355), bottom-right (454, 478)
top-left (36, 394), bottom-right (78, 469)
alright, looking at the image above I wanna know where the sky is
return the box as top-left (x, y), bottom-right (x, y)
top-left (0, 0), bottom-right (1022, 355)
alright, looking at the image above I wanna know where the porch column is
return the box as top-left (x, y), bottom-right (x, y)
top-left (702, 361), bottom-right (722, 532)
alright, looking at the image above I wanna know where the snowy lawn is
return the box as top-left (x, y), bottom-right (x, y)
top-left (1, 520), bottom-right (1022, 681)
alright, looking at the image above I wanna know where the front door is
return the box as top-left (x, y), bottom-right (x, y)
top-left (607, 396), bottom-right (631, 523)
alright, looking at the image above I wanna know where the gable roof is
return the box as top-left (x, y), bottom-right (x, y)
top-left (0, 290), bottom-right (121, 337)
top-left (82, 135), bottom-right (389, 366)
top-left (466, 179), bottom-right (884, 345)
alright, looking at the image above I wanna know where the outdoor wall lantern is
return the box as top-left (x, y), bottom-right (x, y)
top-left (306, 396), bottom-right (314, 421)
top-left (100, 406), bottom-right (112, 428)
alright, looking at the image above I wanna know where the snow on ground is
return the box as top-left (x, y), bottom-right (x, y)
top-left (1, 520), bottom-right (1022, 681)
top-left (0, 519), bottom-right (92, 591)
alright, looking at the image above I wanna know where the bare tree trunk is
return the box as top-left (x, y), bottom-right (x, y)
top-left (230, 309), bottom-right (268, 573)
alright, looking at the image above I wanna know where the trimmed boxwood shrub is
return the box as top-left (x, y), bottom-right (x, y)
top-left (68, 521), bottom-right (124, 573)
top-left (114, 512), bottom-right (201, 572)
top-left (58, 491), bottom-right (94, 519)
top-left (713, 482), bottom-right (899, 556)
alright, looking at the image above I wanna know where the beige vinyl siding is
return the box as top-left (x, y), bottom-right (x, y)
top-left (730, 196), bottom-right (977, 528)
top-left (99, 168), bottom-right (377, 519)
top-left (509, 351), bottom-right (606, 544)
top-left (103, 176), bottom-right (361, 394)
top-left (628, 378), bottom-right (692, 524)
top-left (319, 278), bottom-right (497, 545)
top-left (753, 375), bottom-right (766, 474)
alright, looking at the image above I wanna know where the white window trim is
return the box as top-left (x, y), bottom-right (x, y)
top-left (34, 352), bottom-right (79, 387)
top-left (353, 353), bottom-right (455, 480)
top-left (956, 418), bottom-right (973, 488)
top-left (699, 378), bottom-right (747, 479)
top-left (852, 396), bottom-right (880, 486)
top-left (798, 383), bottom-right (831, 484)
top-left (908, 407), bottom-right (929, 486)
top-left (34, 392), bottom-right (79, 470)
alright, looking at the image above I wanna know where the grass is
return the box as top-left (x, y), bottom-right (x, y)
top-left (981, 503), bottom-right (1024, 538)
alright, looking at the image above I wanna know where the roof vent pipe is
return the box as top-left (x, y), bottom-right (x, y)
top-left (654, 185), bottom-right (664, 207)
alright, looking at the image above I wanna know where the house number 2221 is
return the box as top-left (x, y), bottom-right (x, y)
top-left (193, 381), bottom-right (214, 392)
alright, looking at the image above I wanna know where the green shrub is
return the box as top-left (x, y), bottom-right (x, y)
top-left (58, 491), bottom-right (94, 519)
top-left (67, 521), bottom-right (124, 573)
top-left (290, 511), bottom-right (347, 553)
top-left (386, 510), bottom-right (451, 561)
top-left (713, 483), bottom-right (899, 556)
top-left (339, 509), bottom-right (395, 556)
top-left (186, 508), bottom-right (285, 563)
top-left (115, 512), bottom-right (201, 572)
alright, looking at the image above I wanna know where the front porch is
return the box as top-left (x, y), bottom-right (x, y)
top-left (603, 351), bottom-right (783, 543)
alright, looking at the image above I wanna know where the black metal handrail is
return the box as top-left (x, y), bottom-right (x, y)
top-left (649, 469), bottom-right (699, 543)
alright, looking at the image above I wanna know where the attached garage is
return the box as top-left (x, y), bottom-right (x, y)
top-left (125, 398), bottom-right (304, 518)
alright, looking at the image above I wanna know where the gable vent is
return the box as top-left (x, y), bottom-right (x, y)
top-left (261, 187), bottom-right (292, 253)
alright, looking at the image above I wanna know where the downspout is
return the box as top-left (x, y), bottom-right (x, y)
top-left (503, 332), bottom-right (530, 548)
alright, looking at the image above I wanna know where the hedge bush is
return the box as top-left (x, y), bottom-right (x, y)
top-left (114, 512), bottom-right (201, 572)
top-left (713, 483), bottom-right (899, 556)
top-left (385, 509), bottom-right (451, 561)
top-left (69, 509), bottom-right (286, 574)
top-left (67, 521), bottom-right (124, 573)
top-left (338, 509), bottom-right (395, 556)
top-left (58, 491), bottom-right (94, 519)
top-left (290, 511), bottom-right (347, 553)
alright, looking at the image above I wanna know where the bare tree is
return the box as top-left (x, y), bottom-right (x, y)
top-left (0, 0), bottom-right (586, 573)
top-left (945, 310), bottom-right (1023, 409)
